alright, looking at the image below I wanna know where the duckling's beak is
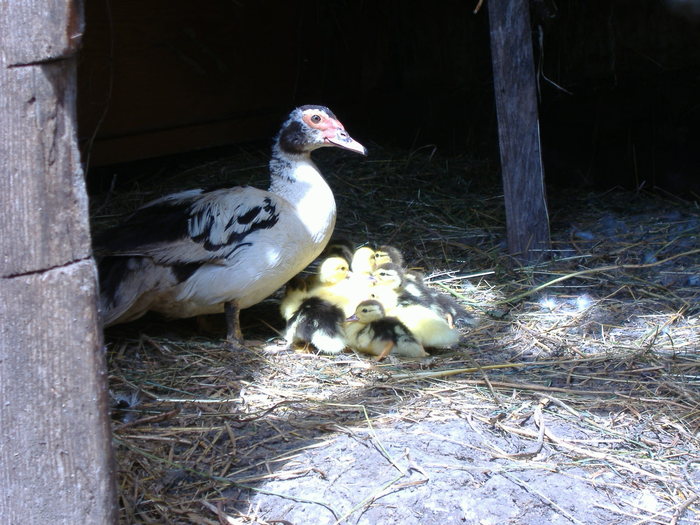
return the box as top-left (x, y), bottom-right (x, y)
top-left (346, 314), bottom-right (359, 322)
top-left (325, 127), bottom-right (367, 155)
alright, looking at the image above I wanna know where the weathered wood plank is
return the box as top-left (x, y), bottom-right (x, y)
top-left (487, 0), bottom-right (551, 261)
top-left (0, 2), bottom-right (116, 523)
top-left (0, 262), bottom-right (116, 524)
top-left (0, 0), bottom-right (84, 65)
top-left (0, 56), bottom-right (92, 277)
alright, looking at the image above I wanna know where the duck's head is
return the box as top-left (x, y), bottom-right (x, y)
top-left (372, 263), bottom-right (405, 290)
top-left (318, 256), bottom-right (350, 285)
top-left (347, 299), bottom-right (386, 323)
top-left (276, 105), bottom-right (367, 156)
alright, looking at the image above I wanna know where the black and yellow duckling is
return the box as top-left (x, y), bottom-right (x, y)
top-left (351, 244), bottom-right (404, 274)
top-left (372, 246), bottom-right (438, 304)
top-left (280, 255), bottom-right (359, 353)
top-left (321, 237), bottom-right (356, 264)
top-left (426, 282), bottom-right (475, 329)
top-left (372, 263), bottom-right (435, 308)
top-left (373, 261), bottom-right (473, 328)
top-left (280, 275), bottom-right (310, 322)
top-left (373, 244), bottom-right (404, 268)
top-left (370, 263), bottom-right (460, 348)
top-left (284, 296), bottom-right (347, 354)
top-left (344, 300), bottom-right (427, 360)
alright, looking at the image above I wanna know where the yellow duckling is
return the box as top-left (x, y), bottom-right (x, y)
top-left (280, 255), bottom-right (350, 322)
top-left (309, 256), bottom-right (370, 316)
top-left (344, 300), bottom-right (427, 360)
top-left (306, 256), bottom-right (351, 289)
top-left (281, 255), bottom-right (369, 322)
top-left (370, 263), bottom-right (460, 348)
top-left (351, 244), bottom-right (404, 274)
top-left (350, 246), bottom-right (378, 276)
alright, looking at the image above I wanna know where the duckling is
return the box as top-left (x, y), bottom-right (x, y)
top-left (372, 263), bottom-right (433, 307)
top-left (344, 300), bottom-right (427, 360)
top-left (280, 255), bottom-right (350, 322)
top-left (373, 245), bottom-right (404, 268)
top-left (321, 237), bottom-right (355, 264)
top-left (427, 284), bottom-right (475, 329)
top-left (371, 263), bottom-right (460, 348)
top-left (305, 256), bottom-right (351, 290)
top-left (280, 264), bottom-right (348, 354)
top-left (351, 244), bottom-right (404, 275)
top-left (279, 275), bottom-right (309, 322)
top-left (284, 297), bottom-right (346, 354)
top-left (313, 253), bottom-right (383, 316)
top-left (372, 262), bottom-right (472, 328)
top-left (350, 246), bottom-right (378, 276)
top-left (369, 246), bottom-right (437, 303)
top-left (95, 105), bottom-right (366, 343)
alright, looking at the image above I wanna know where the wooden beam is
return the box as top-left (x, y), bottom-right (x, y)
top-left (487, 0), bottom-right (551, 262)
top-left (0, 1), bottom-right (117, 523)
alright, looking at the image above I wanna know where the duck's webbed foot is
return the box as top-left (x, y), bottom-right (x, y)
top-left (375, 341), bottom-right (394, 362)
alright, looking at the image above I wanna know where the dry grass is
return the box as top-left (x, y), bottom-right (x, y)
top-left (92, 143), bottom-right (700, 524)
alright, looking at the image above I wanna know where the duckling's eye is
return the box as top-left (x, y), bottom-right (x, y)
top-left (310, 114), bottom-right (322, 124)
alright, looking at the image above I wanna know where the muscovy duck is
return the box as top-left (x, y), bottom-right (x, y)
top-left (96, 105), bottom-right (366, 343)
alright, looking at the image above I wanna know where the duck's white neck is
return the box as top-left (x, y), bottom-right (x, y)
top-left (268, 148), bottom-right (337, 242)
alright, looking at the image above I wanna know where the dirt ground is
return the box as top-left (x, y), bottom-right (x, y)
top-left (238, 418), bottom-right (685, 525)
top-left (99, 146), bottom-right (700, 525)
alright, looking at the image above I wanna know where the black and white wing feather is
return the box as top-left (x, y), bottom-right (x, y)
top-left (96, 187), bottom-right (282, 265)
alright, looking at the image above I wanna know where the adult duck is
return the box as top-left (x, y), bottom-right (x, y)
top-left (97, 105), bottom-right (366, 343)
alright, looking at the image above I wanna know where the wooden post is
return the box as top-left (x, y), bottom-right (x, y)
top-left (487, 0), bottom-right (551, 262)
top-left (0, 1), bottom-right (117, 523)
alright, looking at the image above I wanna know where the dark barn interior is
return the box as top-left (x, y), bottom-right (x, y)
top-left (80, 0), bottom-right (700, 196)
top-left (72, 1), bottom-right (700, 523)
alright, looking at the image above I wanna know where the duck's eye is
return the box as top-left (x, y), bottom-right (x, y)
top-left (311, 114), bottom-right (322, 124)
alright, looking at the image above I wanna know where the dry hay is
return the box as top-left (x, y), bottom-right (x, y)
top-left (92, 143), bottom-right (700, 524)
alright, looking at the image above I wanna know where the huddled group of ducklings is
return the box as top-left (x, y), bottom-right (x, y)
top-left (279, 240), bottom-right (473, 360)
